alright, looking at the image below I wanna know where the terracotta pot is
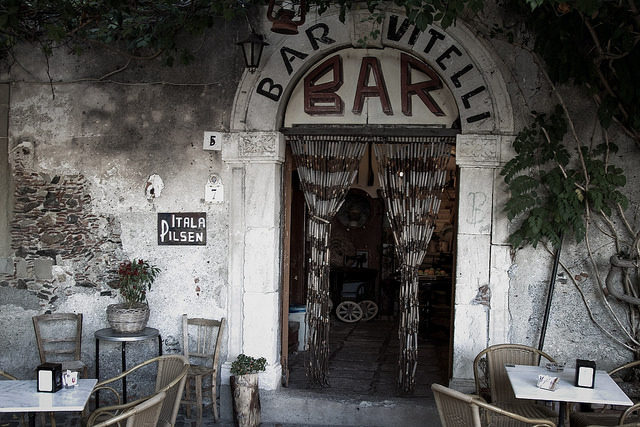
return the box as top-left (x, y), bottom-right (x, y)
top-left (230, 373), bottom-right (261, 427)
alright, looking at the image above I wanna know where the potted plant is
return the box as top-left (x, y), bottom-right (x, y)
top-left (230, 354), bottom-right (267, 427)
top-left (106, 259), bottom-right (160, 333)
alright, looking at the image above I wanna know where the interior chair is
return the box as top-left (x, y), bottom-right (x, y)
top-left (180, 314), bottom-right (225, 425)
top-left (32, 312), bottom-right (88, 378)
top-left (87, 354), bottom-right (188, 427)
top-left (473, 343), bottom-right (558, 419)
top-left (0, 370), bottom-right (26, 427)
top-left (570, 360), bottom-right (640, 427)
top-left (90, 390), bottom-right (166, 427)
top-left (432, 383), bottom-right (556, 427)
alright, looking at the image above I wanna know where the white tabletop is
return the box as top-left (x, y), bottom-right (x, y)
top-left (505, 364), bottom-right (633, 406)
top-left (0, 379), bottom-right (97, 413)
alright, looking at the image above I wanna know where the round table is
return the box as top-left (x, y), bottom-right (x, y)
top-left (94, 327), bottom-right (162, 405)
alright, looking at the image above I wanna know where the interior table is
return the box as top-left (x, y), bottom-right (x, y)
top-left (0, 379), bottom-right (97, 427)
top-left (505, 364), bottom-right (633, 427)
top-left (94, 327), bottom-right (162, 406)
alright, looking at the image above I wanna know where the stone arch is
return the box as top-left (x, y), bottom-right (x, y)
top-left (230, 8), bottom-right (514, 135)
top-left (223, 6), bottom-right (516, 391)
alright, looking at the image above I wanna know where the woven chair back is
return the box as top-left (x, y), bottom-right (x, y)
top-left (474, 344), bottom-right (556, 404)
top-left (0, 370), bottom-right (17, 380)
top-left (93, 390), bottom-right (166, 427)
top-left (154, 355), bottom-right (189, 426)
top-left (432, 383), bottom-right (482, 427)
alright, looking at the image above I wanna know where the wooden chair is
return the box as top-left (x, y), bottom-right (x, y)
top-left (570, 360), bottom-right (640, 427)
top-left (1, 370), bottom-right (26, 426)
top-left (180, 314), bottom-right (225, 425)
top-left (473, 343), bottom-right (558, 420)
top-left (432, 383), bottom-right (556, 427)
top-left (32, 312), bottom-right (88, 378)
top-left (90, 390), bottom-right (166, 427)
top-left (87, 354), bottom-right (188, 427)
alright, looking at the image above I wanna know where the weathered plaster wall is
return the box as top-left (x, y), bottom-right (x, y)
top-left (1, 3), bottom-right (640, 398)
top-left (476, 3), bottom-right (640, 372)
top-left (0, 18), bottom-right (244, 380)
top-left (0, 83), bottom-right (9, 258)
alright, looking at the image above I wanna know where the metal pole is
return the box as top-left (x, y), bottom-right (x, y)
top-left (538, 235), bottom-right (563, 351)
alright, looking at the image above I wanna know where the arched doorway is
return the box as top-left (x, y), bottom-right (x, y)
top-left (223, 7), bottom-right (515, 393)
top-left (281, 47), bottom-right (460, 395)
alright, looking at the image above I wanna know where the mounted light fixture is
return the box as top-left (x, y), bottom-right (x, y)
top-left (237, 30), bottom-right (268, 73)
top-left (267, 0), bottom-right (306, 35)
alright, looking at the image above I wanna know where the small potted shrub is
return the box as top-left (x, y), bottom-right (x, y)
top-left (230, 354), bottom-right (267, 427)
top-left (106, 259), bottom-right (160, 333)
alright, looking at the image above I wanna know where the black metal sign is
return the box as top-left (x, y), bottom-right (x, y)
top-left (157, 212), bottom-right (206, 245)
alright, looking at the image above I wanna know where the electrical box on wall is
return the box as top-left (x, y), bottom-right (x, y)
top-left (205, 174), bottom-right (223, 203)
top-left (203, 131), bottom-right (223, 151)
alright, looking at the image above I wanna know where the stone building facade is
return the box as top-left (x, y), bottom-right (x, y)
top-left (0, 2), bottom-right (638, 422)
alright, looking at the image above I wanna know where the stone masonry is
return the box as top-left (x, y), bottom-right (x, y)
top-left (0, 153), bottom-right (123, 309)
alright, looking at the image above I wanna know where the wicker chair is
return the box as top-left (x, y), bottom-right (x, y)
top-left (91, 390), bottom-right (166, 427)
top-left (32, 312), bottom-right (88, 378)
top-left (180, 315), bottom-right (225, 425)
top-left (570, 360), bottom-right (640, 427)
top-left (432, 383), bottom-right (556, 427)
top-left (87, 354), bottom-right (188, 427)
top-left (473, 344), bottom-right (558, 420)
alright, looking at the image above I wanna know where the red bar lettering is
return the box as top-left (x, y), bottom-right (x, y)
top-left (352, 57), bottom-right (392, 115)
top-left (401, 53), bottom-right (445, 116)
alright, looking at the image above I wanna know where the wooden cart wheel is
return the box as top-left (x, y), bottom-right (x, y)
top-left (359, 300), bottom-right (378, 321)
top-left (336, 301), bottom-right (363, 323)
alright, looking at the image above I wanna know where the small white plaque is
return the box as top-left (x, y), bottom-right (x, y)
top-left (205, 184), bottom-right (223, 202)
top-left (203, 131), bottom-right (223, 151)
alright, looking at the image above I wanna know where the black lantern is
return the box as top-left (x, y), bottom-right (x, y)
top-left (237, 31), bottom-right (269, 73)
top-left (267, 0), bottom-right (306, 35)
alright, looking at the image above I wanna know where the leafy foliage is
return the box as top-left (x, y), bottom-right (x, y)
top-left (501, 105), bottom-right (628, 249)
top-left (230, 353), bottom-right (267, 375)
top-left (510, 0), bottom-right (640, 146)
top-left (113, 259), bottom-right (161, 305)
top-left (0, 0), bottom-right (485, 66)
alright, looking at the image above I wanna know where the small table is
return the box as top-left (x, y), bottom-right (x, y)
top-left (505, 364), bottom-right (633, 427)
top-left (0, 379), bottom-right (97, 427)
top-left (95, 327), bottom-right (162, 405)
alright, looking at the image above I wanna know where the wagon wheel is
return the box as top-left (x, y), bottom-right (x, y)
top-left (336, 301), bottom-right (363, 323)
top-left (359, 300), bottom-right (378, 321)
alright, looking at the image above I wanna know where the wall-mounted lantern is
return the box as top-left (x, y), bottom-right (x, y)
top-left (267, 0), bottom-right (306, 35)
top-left (237, 31), bottom-right (269, 73)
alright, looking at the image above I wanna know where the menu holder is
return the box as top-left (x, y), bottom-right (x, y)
top-left (575, 359), bottom-right (596, 388)
top-left (37, 362), bottom-right (62, 392)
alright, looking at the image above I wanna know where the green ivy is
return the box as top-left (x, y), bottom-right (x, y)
top-left (230, 353), bottom-right (267, 376)
top-left (501, 105), bottom-right (628, 249)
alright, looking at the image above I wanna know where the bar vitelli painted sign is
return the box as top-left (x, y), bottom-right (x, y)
top-left (284, 50), bottom-right (459, 127)
top-left (258, 14), bottom-right (491, 126)
top-left (158, 213), bottom-right (206, 245)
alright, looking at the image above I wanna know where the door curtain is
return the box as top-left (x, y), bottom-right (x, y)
top-left (288, 133), bottom-right (453, 392)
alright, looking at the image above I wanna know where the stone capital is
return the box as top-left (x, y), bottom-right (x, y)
top-left (222, 132), bottom-right (285, 165)
top-left (456, 134), bottom-right (500, 168)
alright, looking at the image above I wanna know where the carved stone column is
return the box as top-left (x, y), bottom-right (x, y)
top-left (221, 131), bottom-right (285, 390)
top-left (450, 133), bottom-right (514, 390)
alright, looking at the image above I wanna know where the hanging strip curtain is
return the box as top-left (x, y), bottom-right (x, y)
top-left (374, 136), bottom-right (453, 393)
top-left (288, 134), bottom-right (367, 385)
